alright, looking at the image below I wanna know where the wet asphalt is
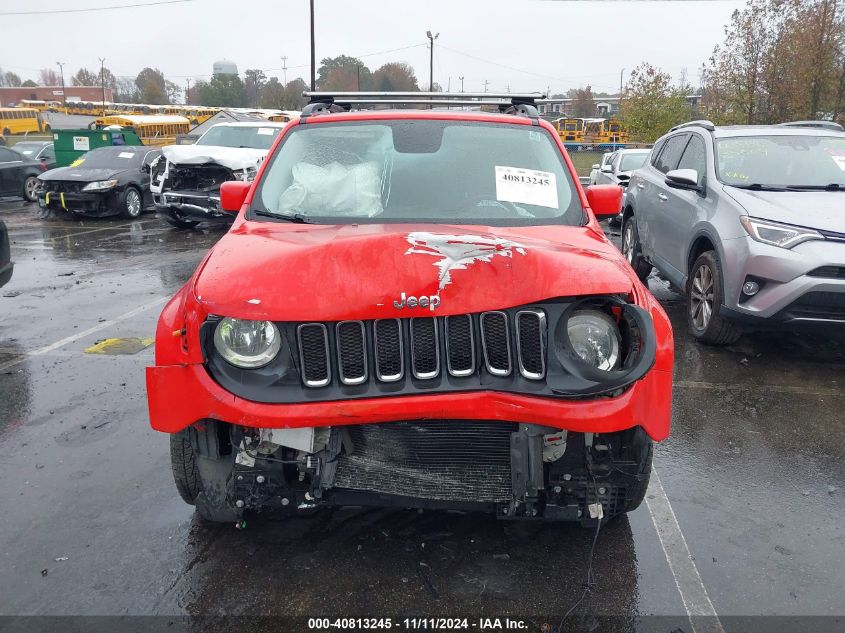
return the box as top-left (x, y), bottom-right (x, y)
top-left (0, 200), bottom-right (843, 630)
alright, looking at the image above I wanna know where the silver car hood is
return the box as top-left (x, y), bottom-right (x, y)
top-left (724, 186), bottom-right (845, 233)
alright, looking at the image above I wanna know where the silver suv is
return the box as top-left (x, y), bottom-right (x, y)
top-left (623, 121), bottom-right (845, 344)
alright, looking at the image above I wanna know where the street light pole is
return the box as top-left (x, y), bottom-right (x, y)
top-left (458, 76), bottom-right (464, 92)
top-left (99, 57), bottom-right (106, 116)
top-left (281, 56), bottom-right (288, 86)
top-left (426, 30), bottom-right (439, 92)
top-left (56, 62), bottom-right (66, 109)
top-left (309, 0), bottom-right (316, 91)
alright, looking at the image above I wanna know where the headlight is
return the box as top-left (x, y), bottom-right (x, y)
top-left (213, 318), bottom-right (281, 369)
top-left (566, 309), bottom-right (621, 371)
top-left (82, 179), bottom-right (118, 192)
top-left (740, 216), bottom-right (822, 249)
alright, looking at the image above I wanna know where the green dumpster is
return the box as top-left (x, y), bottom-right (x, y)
top-left (52, 128), bottom-right (144, 167)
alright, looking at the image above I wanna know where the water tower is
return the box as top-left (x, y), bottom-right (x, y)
top-left (213, 59), bottom-right (239, 76)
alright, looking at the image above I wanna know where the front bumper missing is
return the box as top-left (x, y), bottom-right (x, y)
top-left (155, 192), bottom-right (230, 220)
top-left (38, 190), bottom-right (118, 216)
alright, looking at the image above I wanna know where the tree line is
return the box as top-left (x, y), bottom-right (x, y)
top-left (619, 0), bottom-right (845, 141)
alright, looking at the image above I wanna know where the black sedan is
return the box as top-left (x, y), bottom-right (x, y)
top-left (12, 141), bottom-right (56, 170)
top-left (0, 219), bottom-right (12, 288)
top-left (0, 145), bottom-right (45, 202)
top-left (37, 146), bottom-right (161, 219)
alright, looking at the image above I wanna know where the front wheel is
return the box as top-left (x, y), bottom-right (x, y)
top-left (121, 187), bottom-right (143, 218)
top-left (621, 215), bottom-right (652, 281)
top-left (170, 432), bottom-right (201, 505)
top-left (23, 176), bottom-right (40, 202)
top-left (687, 251), bottom-right (741, 345)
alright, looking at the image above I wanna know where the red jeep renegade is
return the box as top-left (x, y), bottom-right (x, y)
top-left (146, 92), bottom-right (673, 524)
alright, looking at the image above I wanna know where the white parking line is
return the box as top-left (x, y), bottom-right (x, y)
top-left (647, 467), bottom-right (724, 633)
top-left (0, 296), bottom-right (167, 373)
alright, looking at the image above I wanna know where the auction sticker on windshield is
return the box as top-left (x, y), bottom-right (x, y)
top-left (495, 166), bottom-right (558, 208)
top-left (257, 128), bottom-right (275, 135)
top-left (832, 155), bottom-right (845, 171)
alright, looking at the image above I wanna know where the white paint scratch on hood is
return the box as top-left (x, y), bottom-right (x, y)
top-left (161, 145), bottom-right (268, 170)
top-left (405, 232), bottom-right (527, 291)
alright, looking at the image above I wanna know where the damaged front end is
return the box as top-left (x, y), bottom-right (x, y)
top-left (184, 419), bottom-right (652, 525)
top-left (151, 158), bottom-right (254, 224)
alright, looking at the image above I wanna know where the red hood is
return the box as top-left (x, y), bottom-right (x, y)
top-left (192, 222), bottom-right (638, 321)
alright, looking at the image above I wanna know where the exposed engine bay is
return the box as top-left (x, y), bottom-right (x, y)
top-left (186, 419), bottom-right (652, 525)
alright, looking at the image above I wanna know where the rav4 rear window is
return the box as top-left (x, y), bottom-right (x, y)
top-left (253, 120), bottom-right (584, 226)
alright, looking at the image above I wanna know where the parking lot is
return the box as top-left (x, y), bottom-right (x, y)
top-left (1, 198), bottom-right (843, 631)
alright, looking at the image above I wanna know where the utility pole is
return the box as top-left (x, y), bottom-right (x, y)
top-left (99, 57), bottom-right (106, 116)
top-left (309, 0), bottom-right (316, 91)
top-left (506, 84), bottom-right (510, 93)
top-left (185, 78), bottom-right (191, 105)
top-left (458, 76), bottom-right (464, 92)
top-left (56, 62), bottom-right (66, 109)
top-left (356, 65), bottom-right (361, 90)
top-left (482, 79), bottom-right (489, 93)
top-left (619, 67), bottom-right (625, 117)
top-left (281, 56), bottom-right (288, 86)
top-left (426, 30), bottom-right (439, 92)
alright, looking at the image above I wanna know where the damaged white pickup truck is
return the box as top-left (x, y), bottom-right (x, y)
top-left (150, 121), bottom-right (288, 228)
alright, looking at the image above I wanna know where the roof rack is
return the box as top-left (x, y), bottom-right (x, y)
top-left (670, 120), bottom-right (716, 132)
top-left (300, 91), bottom-right (546, 119)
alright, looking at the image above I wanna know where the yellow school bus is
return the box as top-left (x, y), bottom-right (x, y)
top-left (186, 107), bottom-right (219, 125)
top-left (92, 114), bottom-right (191, 146)
top-left (554, 118), bottom-right (585, 143)
top-left (19, 100), bottom-right (50, 112)
top-left (0, 108), bottom-right (49, 135)
top-left (596, 118), bottom-right (630, 144)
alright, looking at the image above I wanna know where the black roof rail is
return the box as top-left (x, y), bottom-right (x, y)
top-left (300, 91), bottom-right (546, 119)
top-left (777, 120), bottom-right (844, 131)
top-left (669, 119), bottom-right (716, 132)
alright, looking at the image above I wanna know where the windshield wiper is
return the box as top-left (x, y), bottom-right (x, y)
top-left (785, 183), bottom-right (843, 191)
top-left (729, 183), bottom-right (788, 191)
top-left (251, 209), bottom-right (312, 223)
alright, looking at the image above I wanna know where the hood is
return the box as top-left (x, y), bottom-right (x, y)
top-left (724, 186), bottom-right (845, 233)
top-left (161, 144), bottom-right (268, 170)
top-left (193, 223), bottom-right (638, 321)
top-left (39, 166), bottom-right (126, 182)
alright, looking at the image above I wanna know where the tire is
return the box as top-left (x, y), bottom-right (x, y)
top-left (120, 186), bottom-right (143, 218)
top-left (622, 436), bottom-right (653, 513)
top-left (165, 211), bottom-right (200, 229)
top-left (621, 215), bottom-right (652, 281)
top-left (170, 431), bottom-right (202, 505)
top-left (23, 175), bottom-right (40, 202)
top-left (687, 251), bottom-right (742, 345)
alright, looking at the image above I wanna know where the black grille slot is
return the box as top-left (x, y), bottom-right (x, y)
top-left (480, 311), bottom-right (511, 376)
top-left (333, 420), bottom-right (517, 502)
top-left (783, 291), bottom-right (845, 320)
top-left (374, 319), bottom-right (403, 381)
top-left (516, 310), bottom-right (546, 379)
top-left (410, 317), bottom-right (439, 379)
top-left (297, 323), bottom-right (330, 387)
top-left (445, 315), bottom-right (475, 376)
top-left (808, 266), bottom-right (845, 280)
top-left (336, 321), bottom-right (367, 385)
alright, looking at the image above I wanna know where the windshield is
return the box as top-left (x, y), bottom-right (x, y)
top-left (196, 125), bottom-right (282, 149)
top-left (716, 135), bottom-right (845, 187)
top-left (620, 153), bottom-right (648, 172)
top-left (12, 143), bottom-right (42, 157)
top-left (75, 148), bottom-right (142, 169)
top-left (254, 120), bottom-right (582, 226)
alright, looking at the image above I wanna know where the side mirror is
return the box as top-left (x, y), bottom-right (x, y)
top-left (220, 180), bottom-right (251, 213)
top-left (591, 164), bottom-right (600, 170)
top-left (600, 164), bottom-right (613, 173)
top-left (585, 184), bottom-right (623, 219)
top-left (665, 169), bottom-right (701, 191)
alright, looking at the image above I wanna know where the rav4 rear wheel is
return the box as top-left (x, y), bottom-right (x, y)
top-left (621, 215), bottom-right (652, 281)
top-left (687, 251), bottom-right (741, 345)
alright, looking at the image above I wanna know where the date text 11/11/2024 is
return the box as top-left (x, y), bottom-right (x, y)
top-left (306, 617), bottom-right (530, 630)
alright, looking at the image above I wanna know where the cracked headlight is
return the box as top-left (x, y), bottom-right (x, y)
top-left (82, 179), bottom-right (118, 192)
top-left (740, 216), bottom-right (822, 249)
top-left (213, 318), bottom-right (281, 369)
top-left (566, 309), bottom-right (621, 371)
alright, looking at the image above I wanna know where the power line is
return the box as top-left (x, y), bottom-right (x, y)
top-left (0, 0), bottom-right (196, 16)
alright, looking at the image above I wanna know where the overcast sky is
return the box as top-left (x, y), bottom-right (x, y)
top-left (2, 0), bottom-right (743, 95)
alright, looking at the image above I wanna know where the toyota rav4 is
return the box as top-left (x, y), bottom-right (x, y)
top-left (146, 92), bottom-right (674, 525)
